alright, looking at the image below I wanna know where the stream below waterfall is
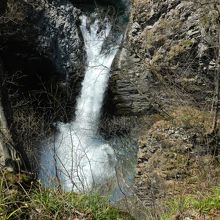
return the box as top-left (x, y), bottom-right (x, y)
top-left (39, 7), bottom-right (137, 200)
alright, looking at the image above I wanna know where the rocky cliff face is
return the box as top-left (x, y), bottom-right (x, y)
top-left (0, 0), bottom-right (220, 217)
top-left (125, 0), bottom-right (220, 213)
top-left (3, 0), bottom-right (84, 82)
top-left (109, 0), bottom-right (218, 115)
top-left (0, 0), bottom-right (85, 170)
top-left (29, 0), bottom-right (84, 81)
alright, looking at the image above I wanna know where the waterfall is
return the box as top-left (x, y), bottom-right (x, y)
top-left (40, 13), bottom-right (122, 191)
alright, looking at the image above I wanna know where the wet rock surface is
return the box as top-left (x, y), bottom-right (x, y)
top-left (24, 0), bottom-right (84, 81)
top-left (1, 0), bottom-right (84, 81)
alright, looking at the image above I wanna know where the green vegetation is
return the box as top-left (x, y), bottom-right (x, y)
top-left (159, 185), bottom-right (220, 219)
top-left (0, 171), bottom-right (133, 220)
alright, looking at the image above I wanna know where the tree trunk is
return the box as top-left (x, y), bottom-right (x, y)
top-left (211, 6), bottom-right (220, 134)
top-left (0, 58), bottom-right (13, 170)
top-left (0, 58), bottom-right (30, 171)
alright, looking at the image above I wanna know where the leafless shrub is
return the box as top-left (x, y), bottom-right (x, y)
top-left (0, 0), bottom-right (26, 24)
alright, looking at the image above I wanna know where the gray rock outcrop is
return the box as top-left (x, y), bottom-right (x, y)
top-left (109, 0), bottom-right (218, 115)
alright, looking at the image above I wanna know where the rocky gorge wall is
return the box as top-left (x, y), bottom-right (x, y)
top-left (108, 0), bottom-right (218, 116)
top-left (122, 0), bottom-right (220, 215)
top-left (1, 1), bottom-right (220, 217)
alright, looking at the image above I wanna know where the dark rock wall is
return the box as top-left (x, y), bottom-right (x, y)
top-left (0, 0), bottom-right (85, 170)
top-left (30, 0), bottom-right (84, 81)
top-left (1, 0), bottom-right (85, 122)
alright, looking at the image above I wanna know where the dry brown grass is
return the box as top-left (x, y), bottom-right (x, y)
top-left (171, 106), bottom-right (214, 133)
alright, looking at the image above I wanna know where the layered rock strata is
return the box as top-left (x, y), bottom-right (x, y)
top-left (109, 0), bottom-right (218, 115)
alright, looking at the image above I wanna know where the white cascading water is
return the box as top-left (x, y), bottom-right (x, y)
top-left (40, 14), bottom-right (121, 191)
